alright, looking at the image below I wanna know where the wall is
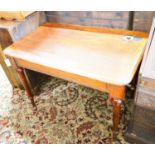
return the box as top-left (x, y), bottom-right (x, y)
top-left (46, 11), bottom-right (155, 32)
top-left (133, 11), bottom-right (155, 32)
top-left (46, 11), bottom-right (130, 29)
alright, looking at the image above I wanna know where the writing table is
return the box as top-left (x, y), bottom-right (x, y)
top-left (4, 23), bottom-right (148, 132)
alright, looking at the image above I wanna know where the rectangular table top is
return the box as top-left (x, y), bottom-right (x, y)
top-left (4, 25), bottom-right (147, 86)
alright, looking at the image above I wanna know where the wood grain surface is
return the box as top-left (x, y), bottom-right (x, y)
top-left (4, 25), bottom-right (147, 86)
top-left (4, 23), bottom-right (148, 132)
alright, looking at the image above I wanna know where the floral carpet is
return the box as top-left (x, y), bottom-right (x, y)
top-left (0, 75), bottom-right (133, 144)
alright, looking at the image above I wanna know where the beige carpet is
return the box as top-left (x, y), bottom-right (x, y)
top-left (0, 66), bottom-right (133, 143)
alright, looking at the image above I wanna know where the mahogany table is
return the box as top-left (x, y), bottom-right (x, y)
top-left (4, 23), bottom-right (148, 132)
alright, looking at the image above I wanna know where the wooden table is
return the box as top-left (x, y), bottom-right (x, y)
top-left (4, 23), bottom-right (148, 132)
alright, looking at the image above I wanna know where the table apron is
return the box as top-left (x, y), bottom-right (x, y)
top-left (14, 58), bottom-right (125, 99)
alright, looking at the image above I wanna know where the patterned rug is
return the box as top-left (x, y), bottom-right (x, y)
top-left (0, 76), bottom-right (133, 144)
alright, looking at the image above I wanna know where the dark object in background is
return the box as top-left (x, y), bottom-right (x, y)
top-left (125, 19), bottom-right (155, 144)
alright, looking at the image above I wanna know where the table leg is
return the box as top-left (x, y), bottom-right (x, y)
top-left (113, 99), bottom-right (122, 131)
top-left (109, 97), bottom-right (123, 132)
top-left (16, 67), bottom-right (36, 107)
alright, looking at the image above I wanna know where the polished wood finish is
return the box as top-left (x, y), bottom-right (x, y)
top-left (4, 23), bottom-right (148, 132)
top-left (14, 58), bottom-right (125, 99)
top-left (4, 26), bottom-right (147, 86)
top-left (9, 58), bottom-right (35, 107)
top-left (112, 99), bottom-right (122, 131)
top-left (16, 67), bottom-right (35, 107)
top-left (43, 22), bottom-right (148, 38)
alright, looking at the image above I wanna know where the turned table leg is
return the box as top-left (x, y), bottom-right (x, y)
top-left (109, 97), bottom-right (123, 132)
top-left (16, 67), bottom-right (36, 107)
top-left (112, 99), bottom-right (122, 131)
